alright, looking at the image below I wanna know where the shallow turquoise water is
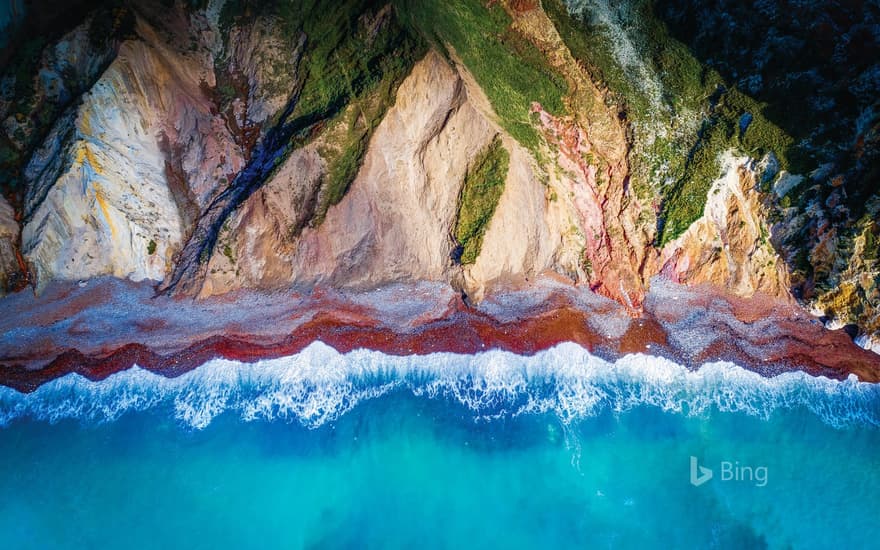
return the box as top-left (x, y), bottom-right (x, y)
top-left (1, 343), bottom-right (878, 549)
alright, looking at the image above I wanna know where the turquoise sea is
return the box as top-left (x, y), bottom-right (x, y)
top-left (1, 342), bottom-right (878, 549)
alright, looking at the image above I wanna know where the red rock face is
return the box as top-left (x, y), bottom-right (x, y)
top-left (0, 277), bottom-right (876, 393)
top-left (534, 106), bottom-right (655, 309)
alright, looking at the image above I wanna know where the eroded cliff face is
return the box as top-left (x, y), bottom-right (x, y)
top-left (0, 0), bottom-right (875, 344)
top-left (660, 153), bottom-right (791, 299)
top-left (21, 36), bottom-right (189, 284)
top-left (0, 195), bottom-right (23, 293)
top-left (14, 2), bottom-right (299, 288)
top-left (511, 3), bottom-right (655, 308)
top-left (201, 50), bottom-right (581, 301)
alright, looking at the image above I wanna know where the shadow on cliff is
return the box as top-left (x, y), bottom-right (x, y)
top-left (654, 0), bottom-right (880, 301)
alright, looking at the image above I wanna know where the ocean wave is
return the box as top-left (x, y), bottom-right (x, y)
top-left (1, 342), bottom-right (878, 429)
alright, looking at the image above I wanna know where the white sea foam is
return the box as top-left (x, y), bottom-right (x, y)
top-left (0, 342), bottom-right (878, 429)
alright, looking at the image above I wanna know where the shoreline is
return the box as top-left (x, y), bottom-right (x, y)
top-left (2, 276), bottom-right (879, 392)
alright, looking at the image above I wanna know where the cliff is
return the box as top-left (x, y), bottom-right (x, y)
top-left (1, 0), bottom-right (877, 349)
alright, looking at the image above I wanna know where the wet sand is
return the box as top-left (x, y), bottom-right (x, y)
top-left (1, 276), bottom-right (877, 392)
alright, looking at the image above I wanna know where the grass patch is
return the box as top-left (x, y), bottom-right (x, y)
top-left (544, 0), bottom-right (703, 126)
top-left (220, 0), bottom-right (424, 124)
top-left (657, 118), bottom-right (729, 243)
top-left (313, 62), bottom-right (412, 225)
top-left (544, 0), bottom-right (647, 120)
top-left (222, 243), bottom-right (235, 264)
top-left (395, 0), bottom-right (567, 152)
top-left (454, 136), bottom-right (509, 265)
top-left (719, 87), bottom-right (797, 173)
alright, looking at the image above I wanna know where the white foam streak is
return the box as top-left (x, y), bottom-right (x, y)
top-left (1, 342), bottom-right (878, 429)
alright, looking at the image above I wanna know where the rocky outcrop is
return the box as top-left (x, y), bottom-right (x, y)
top-left (17, 4), bottom-right (303, 289)
top-left (509, 2), bottom-right (656, 308)
top-left (0, 13), bottom-right (117, 153)
top-left (20, 30), bottom-right (197, 285)
top-left (660, 153), bottom-right (791, 299)
top-left (0, 195), bottom-right (23, 294)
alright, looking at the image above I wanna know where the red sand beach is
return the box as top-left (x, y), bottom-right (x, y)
top-left (1, 276), bottom-right (878, 392)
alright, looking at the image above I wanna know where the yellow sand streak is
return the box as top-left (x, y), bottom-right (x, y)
top-left (95, 189), bottom-right (116, 239)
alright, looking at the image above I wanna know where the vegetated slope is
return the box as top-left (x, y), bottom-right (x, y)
top-left (654, 0), bottom-right (880, 338)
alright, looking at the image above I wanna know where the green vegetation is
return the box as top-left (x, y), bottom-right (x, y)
top-left (658, 87), bottom-right (796, 243)
top-left (7, 38), bottom-right (45, 111)
top-left (544, 0), bottom-right (646, 121)
top-left (291, 2), bottom-right (412, 119)
top-left (219, 0), bottom-right (426, 225)
top-left (222, 243), bottom-right (235, 264)
top-left (0, 37), bottom-right (45, 194)
top-left (657, 120), bottom-right (727, 242)
top-left (580, 254), bottom-right (592, 276)
top-left (859, 216), bottom-right (879, 262)
top-left (0, 138), bottom-right (22, 197)
top-left (221, 0), bottom-right (425, 122)
top-left (544, 0), bottom-right (799, 245)
top-left (147, 240), bottom-right (157, 255)
top-left (314, 58), bottom-right (415, 224)
top-left (87, 6), bottom-right (135, 48)
top-left (545, 0), bottom-right (702, 127)
top-left (720, 88), bottom-right (796, 172)
top-left (295, 2), bottom-right (425, 224)
top-left (395, 0), bottom-right (567, 152)
top-left (454, 136), bottom-right (509, 265)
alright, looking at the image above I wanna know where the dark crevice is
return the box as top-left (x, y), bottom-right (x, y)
top-left (159, 34), bottom-right (321, 295)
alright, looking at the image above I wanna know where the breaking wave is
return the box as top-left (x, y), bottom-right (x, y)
top-left (1, 342), bottom-right (878, 429)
